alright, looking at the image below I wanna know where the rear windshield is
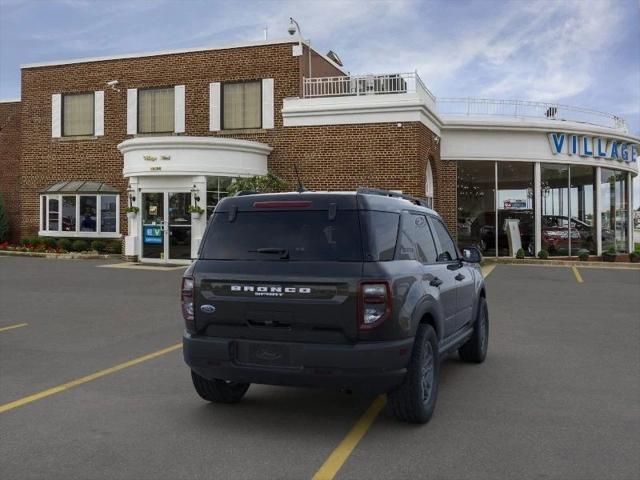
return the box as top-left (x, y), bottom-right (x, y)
top-left (201, 210), bottom-right (363, 261)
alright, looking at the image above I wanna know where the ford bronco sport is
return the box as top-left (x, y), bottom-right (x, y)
top-left (182, 188), bottom-right (488, 423)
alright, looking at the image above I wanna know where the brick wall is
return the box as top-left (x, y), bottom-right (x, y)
top-left (0, 101), bottom-right (21, 242)
top-left (16, 41), bottom-right (449, 242)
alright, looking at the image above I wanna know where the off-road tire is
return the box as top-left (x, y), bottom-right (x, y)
top-left (387, 324), bottom-right (439, 424)
top-left (458, 297), bottom-right (489, 363)
top-left (191, 370), bottom-right (250, 403)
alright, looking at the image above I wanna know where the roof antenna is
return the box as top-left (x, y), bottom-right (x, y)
top-left (293, 164), bottom-right (307, 193)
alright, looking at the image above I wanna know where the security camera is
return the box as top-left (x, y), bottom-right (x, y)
top-left (106, 80), bottom-right (119, 86)
top-left (288, 18), bottom-right (297, 36)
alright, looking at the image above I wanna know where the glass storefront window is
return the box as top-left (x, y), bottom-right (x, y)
top-left (569, 166), bottom-right (596, 254)
top-left (601, 169), bottom-right (628, 253)
top-left (62, 196), bottom-right (76, 232)
top-left (79, 196), bottom-right (97, 232)
top-left (48, 197), bottom-right (59, 231)
top-left (101, 195), bottom-right (117, 233)
top-left (457, 161), bottom-right (496, 256)
top-left (541, 164), bottom-right (569, 255)
top-left (206, 176), bottom-right (234, 218)
top-left (497, 163), bottom-right (534, 256)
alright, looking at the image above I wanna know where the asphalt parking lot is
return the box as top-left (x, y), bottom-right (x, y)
top-left (1, 257), bottom-right (639, 480)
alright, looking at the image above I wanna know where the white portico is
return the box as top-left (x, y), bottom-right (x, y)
top-left (118, 136), bottom-right (271, 263)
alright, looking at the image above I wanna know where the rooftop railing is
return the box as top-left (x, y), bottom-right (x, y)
top-left (436, 97), bottom-right (628, 132)
top-left (301, 73), bottom-right (628, 132)
top-left (303, 72), bottom-right (436, 102)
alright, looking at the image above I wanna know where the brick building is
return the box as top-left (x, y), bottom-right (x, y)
top-left (0, 38), bottom-right (637, 262)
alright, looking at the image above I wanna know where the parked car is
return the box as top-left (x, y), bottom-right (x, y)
top-left (181, 188), bottom-right (488, 423)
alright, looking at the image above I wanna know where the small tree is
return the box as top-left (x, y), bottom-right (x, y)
top-left (0, 195), bottom-right (9, 242)
top-left (227, 172), bottom-right (288, 196)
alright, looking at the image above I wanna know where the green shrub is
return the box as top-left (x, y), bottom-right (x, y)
top-left (515, 248), bottom-right (525, 259)
top-left (537, 249), bottom-right (549, 260)
top-left (227, 171), bottom-right (288, 195)
top-left (91, 240), bottom-right (107, 253)
top-left (577, 249), bottom-right (590, 261)
top-left (607, 245), bottom-right (616, 254)
top-left (629, 252), bottom-right (640, 263)
top-left (71, 239), bottom-right (89, 252)
top-left (38, 237), bottom-right (57, 249)
top-left (109, 240), bottom-right (122, 254)
top-left (57, 238), bottom-right (73, 251)
top-left (21, 236), bottom-right (37, 247)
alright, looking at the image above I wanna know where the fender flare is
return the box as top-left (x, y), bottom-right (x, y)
top-left (410, 297), bottom-right (445, 341)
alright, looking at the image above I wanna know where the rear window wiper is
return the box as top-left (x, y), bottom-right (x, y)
top-left (249, 247), bottom-right (290, 259)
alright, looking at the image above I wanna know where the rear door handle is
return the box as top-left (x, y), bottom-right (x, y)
top-left (455, 273), bottom-right (465, 281)
top-left (429, 277), bottom-right (443, 287)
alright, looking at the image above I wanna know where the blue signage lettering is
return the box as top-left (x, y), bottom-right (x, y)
top-left (580, 136), bottom-right (593, 156)
top-left (548, 132), bottom-right (637, 165)
top-left (550, 133), bottom-right (565, 154)
top-left (569, 135), bottom-right (578, 155)
top-left (608, 140), bottom-right (619, 159)
top-left (632, 144), bottom-right (638, 163)
top-left (596, 138), bottom-right (607, 157)
top-left (620, 143), bottom-right (628, 162)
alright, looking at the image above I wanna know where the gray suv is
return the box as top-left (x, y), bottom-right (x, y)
top-left (182, 188), bottom-right (488, 423)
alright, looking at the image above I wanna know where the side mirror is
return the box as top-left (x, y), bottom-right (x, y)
top-left (462, 246), bottom-right (482, 263)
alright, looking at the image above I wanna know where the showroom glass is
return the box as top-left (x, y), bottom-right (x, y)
top-left (601, 168), bottom-right (628, 253)
top-left (206, 176), bottom-right (234, 218)
top-left (62, 92), bottom-right (94, 136)
top-left (222, 81), bottom-right (261, 129)
top-left (100, 195), bottom-right (117, 233)
top-left (202, 211), bottom-right (362, 261)
top-left (48, 197), bottom-right (59, 230)
top-left (457, 161), bottom-right (496, 256)
top-left (138, 88), bottom-right (175, 133)
top-left (79, 196), bottom-right (97, 232)
top-left (62, 196), bottom-right (76, 232)
top-left (429, 217), bottom-right (458, 262)
top-left (569, 166), bottom-right (596, 254)
top-left (497, 162), bottom-right (534, 257)
top-left (541, 164), bottom-right (569, 255)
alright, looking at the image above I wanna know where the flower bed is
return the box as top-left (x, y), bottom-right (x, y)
top-left (0, 237), bottom-right (122, 255)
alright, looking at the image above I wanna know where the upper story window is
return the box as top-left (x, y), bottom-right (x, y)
top-left (138, 87), bottom-right (175, 133)
top-left (62, 92), bottom-right (94, 136)
top-left (222, 81), bottom-right (261, 129)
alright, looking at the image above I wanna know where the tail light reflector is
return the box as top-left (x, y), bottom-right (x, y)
top-left (358, 281), bottom-right (392, 330)
top-left (181, 277), bottom-right (195, 332)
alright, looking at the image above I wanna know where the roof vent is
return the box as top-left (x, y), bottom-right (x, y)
top-left (326, 50), bottom-right (343, 67)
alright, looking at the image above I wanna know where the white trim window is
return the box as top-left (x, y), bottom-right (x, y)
top-left (213, 78), bottom-right (274, 131)
top-left (127, 85), bottom-right (185, 134)
top-left (425, 159), bottom-right (434, 208)
top-left (52, 91), bottom-right (104, 138)
top-left (39, 193), bottom-right (120, 238)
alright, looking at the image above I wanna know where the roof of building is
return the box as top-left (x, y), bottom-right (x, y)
top-left (20, 38), bottom-right (347, 74)
top-left (41, 181), bottom-right (120, 194)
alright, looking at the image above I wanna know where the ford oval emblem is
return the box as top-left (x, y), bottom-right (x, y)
top-left (200, 304), bottom-right (216, 314)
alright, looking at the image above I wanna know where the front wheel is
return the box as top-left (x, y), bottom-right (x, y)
top-left (191, 370), bottom-right (250, 404)
top-left (387, 324), bottom-right (439, 424)
top-left (458, 297), bottom-right (489, 363)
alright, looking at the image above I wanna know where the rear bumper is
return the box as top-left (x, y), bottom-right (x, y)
top-left (183, 332), bottom-right (413, 393)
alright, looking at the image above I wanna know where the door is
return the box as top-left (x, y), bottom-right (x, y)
top-left (141, 192), bottom-right (165, 260)
top-left (141, 192), bottom-right (192, 262)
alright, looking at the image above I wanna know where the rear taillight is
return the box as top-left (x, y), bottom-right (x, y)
top-left (358, 281), bottom-right (392, 330)
top-left (181, 277), bottom-right (195, 332)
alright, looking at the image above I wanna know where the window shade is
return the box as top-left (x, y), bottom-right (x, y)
top-left (223, 82), bottom-right (261, 129)
top-left (63, 93), bottom-right (94, 136)
top-left (138, 88), bottom-right (175, 133)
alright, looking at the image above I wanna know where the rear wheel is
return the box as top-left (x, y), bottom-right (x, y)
top-left (387, 324), bottom-right (439, 424)
top-left (191, 370), bottom-right (250, 403)
top-left (458, 297), bottom-right (489, 363)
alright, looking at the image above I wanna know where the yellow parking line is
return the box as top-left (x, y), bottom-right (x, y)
top-left (571, 266), bottom-right (584, 283)
top-left (481, 264), bottom-right (496, 278)
top-left (0, 323), bottom-right (28, 333)
top-left (0, 343), bottom-right (182, 414)
top-left (312, 394), bottom-right (387, 480)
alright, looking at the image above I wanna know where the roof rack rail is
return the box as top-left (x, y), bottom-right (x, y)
top-left (356, 187), bottom-right (431, 208)
top-left (234, 190), bottom-right (258, 196)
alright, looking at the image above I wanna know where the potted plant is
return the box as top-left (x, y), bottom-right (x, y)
top-left (629, 248), bottom-right (640, 263)
top-left (188, 204), bottom-right (205, 219)
top-left (537, 249), bottom-right (549, 260)
top-left (602, 245), bottom-right (617, 262)
top-left (125, 206), bottom-right (139, 221)
top-left (577, 249), bottom-right (590, 262)
top-left (515, 248), bottom-right (525, 259)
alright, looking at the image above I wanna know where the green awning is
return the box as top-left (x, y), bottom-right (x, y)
top-left (41, 181), bottom-right (120, 194)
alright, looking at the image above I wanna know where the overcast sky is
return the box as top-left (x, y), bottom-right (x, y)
top-left (1, 0), bottom-right (638, 205)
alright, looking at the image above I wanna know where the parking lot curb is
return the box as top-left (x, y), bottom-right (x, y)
top-left (0, 250), bottom-right (119, 260)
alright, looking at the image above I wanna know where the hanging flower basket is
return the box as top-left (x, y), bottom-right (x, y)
top-left (188, 205), bottom-right (205, 220)
top-left (125, 206), bottom-right (139, 221)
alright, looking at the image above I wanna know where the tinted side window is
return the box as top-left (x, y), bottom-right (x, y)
top-left (396, 212), bottom-right (437, 263)
top-left (429, 217), bottom-right (458, 262)
top-left (360, 211), bottom-right (399, 261)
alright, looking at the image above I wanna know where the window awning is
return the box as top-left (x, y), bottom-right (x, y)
top-left (41, 181), bottom-right (120, 194)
